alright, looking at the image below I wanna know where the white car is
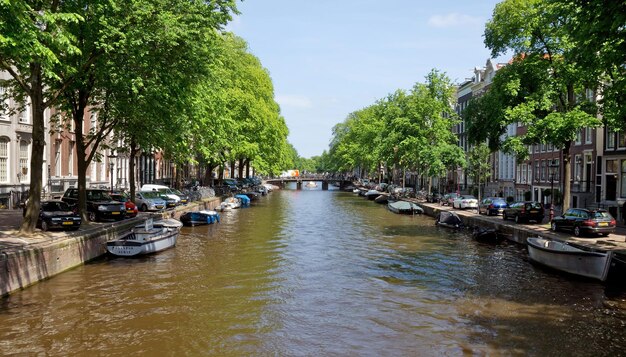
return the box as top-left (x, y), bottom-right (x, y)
top-left (452, 195), bottom-right (478, 209)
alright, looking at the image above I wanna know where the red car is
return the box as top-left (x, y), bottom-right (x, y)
top-left (110, 193), bottom-right (138, 218)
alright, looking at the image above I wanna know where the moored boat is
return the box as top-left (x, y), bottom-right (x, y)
top-left (388, 201), bottom-right (423, 214)
top-left (374, 194), bottom-right (389, 204)
top-left (435, 211), bottom-right (464, 228)
top-left (365, 190), bottom-right (382, 200)
top-left (180, 210), bottom-right (220, 226)
top-left (472, 226), bottom-right (502, 243)
top-left (526, 237), bottom-right (613, 281)
top-left (106, 218), bottom-right (182, 257)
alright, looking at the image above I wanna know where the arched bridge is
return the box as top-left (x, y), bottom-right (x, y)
top-left (264, 178), bottom-right (354, 191)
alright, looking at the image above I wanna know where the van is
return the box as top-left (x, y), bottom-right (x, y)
top-left (140, 184), bottom-right (181, 205)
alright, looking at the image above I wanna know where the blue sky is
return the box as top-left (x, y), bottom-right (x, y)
top-left (230, 0), bottom-right (504, 158)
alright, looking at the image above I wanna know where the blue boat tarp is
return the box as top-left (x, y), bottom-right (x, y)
top-left (234, 194), bottom-right (251, 207)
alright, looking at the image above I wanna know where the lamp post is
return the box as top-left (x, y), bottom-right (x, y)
top-left (548, 160), bottom-right (559, 221)
top-left (108, 153), bottom-right (116, 194)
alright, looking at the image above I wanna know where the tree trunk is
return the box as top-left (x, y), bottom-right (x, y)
top-left (562, 142), bottom-right (572, 212)
top-left (230, 160), bottom-right (235, 178)
top-left (73, 105), bottom-right (89, 222)
top-left (20, 63), bottom-right (45, 233)
top-left (129, 139), bottom-right (138, 202)
top-left (238, 158), bottom-right (244, 178)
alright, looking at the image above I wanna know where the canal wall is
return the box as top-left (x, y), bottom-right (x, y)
top-left (0, 197), bottom-right (221, 297)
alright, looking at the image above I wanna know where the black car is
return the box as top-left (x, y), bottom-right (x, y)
top-left (551, 208), bottom-right (616, 237)
top-left (61, 188), bottom-right (126, 221)
top-left (502, 201), bottom-right (544, 223)
top-left (478, 197), bottom-right (508, 216)
top-left (31, 200), bottom-right (82, 231)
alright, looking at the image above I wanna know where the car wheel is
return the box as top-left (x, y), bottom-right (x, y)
top-left (88, 212), bottom-right (97, 222)
top-left (601, 233), bottom-right (609, 237)
top-left (141, 204), bottom-right (148, 212)
top-left (551, 222), bottom-right (557, 232)
top-left (41, 220), bottom-right (49, 232)
top-left (515, 215), bottom-right (521, 223)
top-left (574, 226), bottom-right (581, 237)
top-left (502, 213), bottom-right (507, 220)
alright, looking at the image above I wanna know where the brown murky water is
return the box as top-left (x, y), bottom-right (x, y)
top-left (1, 188), bottom-right (626, 356)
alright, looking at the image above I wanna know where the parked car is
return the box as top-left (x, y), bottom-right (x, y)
top-left (135, 191), bottom-right (167, 212)
top-left (61, 188), bottom-right (126, 221)
top-left (503, 201), bottom-right (544, 223)
top-left (140, 184), bottom-right (182, 205)
top-left (110, 193), bottom-right (138, 218)
top-left (221, 179), bottom-right (239, 192)
top-left (551, 208), bottom-right (616, 237)
top-left (478, 197), bottom-right (508, 216)
top-left (30, 200), bottom-right (82, 231)
top-left (171, 188), bottom-right (189, 205)
top-left (452, 195), bottom-right (478, 209)
top-left (440, 192), bottom-right (460, 206)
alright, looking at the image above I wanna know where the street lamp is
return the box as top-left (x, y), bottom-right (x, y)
top-left (108, 153), bottom-right (116, 194)
top-left (548, 160), bottom-right (559, 221)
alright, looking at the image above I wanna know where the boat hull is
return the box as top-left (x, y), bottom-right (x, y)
top-left (180, 211), bottom-right (220, 226)
top-left (107, 220), bottom-right (182, 257)
top-left (526, 237), bottom-right (612, 281)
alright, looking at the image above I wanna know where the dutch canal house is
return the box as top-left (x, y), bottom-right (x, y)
top-left (454, 60), bottom-right (624, 223)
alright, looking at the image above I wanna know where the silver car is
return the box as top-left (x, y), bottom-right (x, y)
top-left (135, 191), bottom-right (167, 212)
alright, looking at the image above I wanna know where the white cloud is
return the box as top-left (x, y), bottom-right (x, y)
top-left (427, 13), bottom-right (482, 28)
top-left (275, 94), bottom-right (312, 108)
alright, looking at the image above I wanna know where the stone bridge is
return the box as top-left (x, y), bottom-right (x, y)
top-left (264, 178), bottom-right (354, 191)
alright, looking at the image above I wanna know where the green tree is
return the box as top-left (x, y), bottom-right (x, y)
top-left (0, 1), bottom-right (82, 233)
top-left (467, 143), bottom-right (491, 205)
top-left (484, 0), bottom-right (602, 210)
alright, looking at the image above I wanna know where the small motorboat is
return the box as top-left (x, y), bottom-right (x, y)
top-left (388, 201), bottom-right (423, 214)
top-left (471, 226), bottom-right (502, 243)
top-left (526, 237), bottom-right (613, 281)
top-left (242, 191), bottom-right (260, 201)
top-left (180, 210), bottom-right (220, 226)
top-left (305, 181), bottom-right (317, 188)
top-left (435, 211), bottom-right (464, 228)
top-left (106, 218), bottom-right (182, 257)
top-left (219, 196), bottom-right (242, 211)
top-left (234, 194), bottom-right (251, 207)
top-left (374, 194), bottom-right (389, 204)
top-left (365, 190), bottom-right (382, 200)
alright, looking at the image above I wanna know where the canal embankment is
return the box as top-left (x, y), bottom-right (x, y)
top-left (0, 197), bottom-right (221, 297)
top-left (413, 200), bottom-right (626, 273)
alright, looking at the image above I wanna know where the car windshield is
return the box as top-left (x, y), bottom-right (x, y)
top-left (527, 202), bottom-right (542, 209)
top-left (87, 190), bottom-right (111, 200)
top-left (172, 189), bottom-right (184, 195)
top-left (42, 201), bottom-right (71, 212)
top-left (140, 191), bottom-right (160, 199)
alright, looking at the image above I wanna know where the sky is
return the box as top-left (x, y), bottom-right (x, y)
top-left (230, 0), bottom-right (505, 158)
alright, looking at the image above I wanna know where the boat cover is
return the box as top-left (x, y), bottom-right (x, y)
top-left (436, 211), bottom-right (464, 228)
top-left (234, 194), bottom-right (251, 207)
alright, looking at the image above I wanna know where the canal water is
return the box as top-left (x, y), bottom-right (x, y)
top-left (1, 188), bottom-right (626, 356)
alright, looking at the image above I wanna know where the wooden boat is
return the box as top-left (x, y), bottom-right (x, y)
top-left (374, 194), bottom-right (389, 204)
top-left (435, 211), bottom-right (464, 228)
top-left (365, 190), bottom-right (382, 200)
top-left (106, 218), bottom-right (182, 257)
top-left (388, 201), bottom-right (423, 214)
top-left (526, 237), bottom-right (613, 281)
top-left (180, 210), bottom-right (220, 226)
top-left (472, 226), bottom-right (502, 243)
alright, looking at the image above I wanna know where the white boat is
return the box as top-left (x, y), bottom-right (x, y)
top-left (305, 181), bottom-right (317, 188)
top-left (218, 196), bottom-right (242, 211)
top-left (106, 218), bottom-right (182, 257)
top-left (526, 237), bottom-right (613, 281)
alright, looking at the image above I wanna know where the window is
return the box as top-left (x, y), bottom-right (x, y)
top-left (575, 130), bottom-right (582, 145)
top-left (607, 159), bottom-right (618, 173)
top-left (622, 160), bottom-right (626, 198)
top-left (607, 129), bottom-right (616, 149)
top-left (535, 161), bottom-right (540, 182)
top-left (19, 103), bottom-right (30, 124)
top-left (574, 155), bottom-right (582, 181)
top-left (585, 127), bottom-right (593, 144)
top-left (619, 133), bottom-right (626, 149)
top-left (19, 140), bottom-right (29, 182)
top-left (0, 87), bottom-right (9, 121)
top-left (541, 160), bottom-right (547, 181)
top-left (0, 138), bottom-right (8, 182)
top-left (68, 141), bottom-right (74, 176)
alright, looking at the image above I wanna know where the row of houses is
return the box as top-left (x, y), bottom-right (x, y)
top-left (452, 59), bottom-right (626, 222)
